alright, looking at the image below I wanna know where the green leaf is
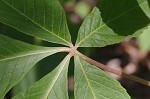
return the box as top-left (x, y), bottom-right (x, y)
top-left (75, 1), bottom-right (90, 19)
top-left (12, 66), bottom-right (37, 96)
top-left (76, 0), bottom-right (150, 47)
top-left (74, 55), bottom-right (130, 99)
top-left (0, 0), bottom-right (72, 46)
top-left (13, 54), bottom-right (71, 99)
top-left (0, 34), bottom-right (69, 98)
top-left (137, 0), bottom-right (150, 18)
top-left (137, 25), bottom-right (150, 53)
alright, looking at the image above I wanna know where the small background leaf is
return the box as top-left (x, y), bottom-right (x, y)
top-left (137, 25), bottom-right (150, 53)
top-left (136, 0), bottom-right (150, 53)
top-left (137, 0), bottom-right (150, 18)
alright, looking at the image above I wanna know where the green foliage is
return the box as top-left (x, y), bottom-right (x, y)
top-left (0, 0), bottom-right (149, 99)
top-left (138, 25), bottom-right (150, 53)
top-left (137, 0), bottom-right (150, 53)
top-left (13, 55), bottom-right (70, 99)
top-left (75, 1), bottom-right (90, 19)
top-left (74, 56), bottom-right (130, 99)
top-left (0, 0), bottom-right (71, 46)
top-left (0, 34), bottom-right (69, 98)
top-left (76, 0), bottom-right (150, 47)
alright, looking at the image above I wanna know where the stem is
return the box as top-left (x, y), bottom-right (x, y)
top-left (76, 51), bottom-right (150, 87)
top-left (57, 47), bottom-right (71, 53)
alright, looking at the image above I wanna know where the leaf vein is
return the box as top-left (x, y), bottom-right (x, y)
top-left (76, 56), bottom-right (96, 99)
top-left (0, 48), bottom-right (69, 62)
top-left (2, 0), bottom-right (70, 45)
top-left (76, 1), bottom-right (146, 46)
top-left (89, 79), bottom-right (127, 99)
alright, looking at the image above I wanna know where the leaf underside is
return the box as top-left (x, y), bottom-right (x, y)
top-left (13, 54), bottom-right (70, 99)
top-left (74, 56), bottom-right (130, 99)
top-left (0, 0), bottom-right (71, 46)
top-left (0, 0), bottom-right (150, 98)
top-left (76, 0), bottom-right (150, 47)
top-left (0, 34), bottom-right (68, 98)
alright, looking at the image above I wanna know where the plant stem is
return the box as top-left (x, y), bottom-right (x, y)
top-left (76, 51), bottom-right (150, 87)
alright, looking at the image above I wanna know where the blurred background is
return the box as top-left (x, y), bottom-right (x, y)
top-left (0, 0), bottom-right (150, 99)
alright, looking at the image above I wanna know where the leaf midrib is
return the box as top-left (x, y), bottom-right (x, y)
top-left (2, 0), bottom-right (71, 46)
top-left (76, 1), bottom-right (146, 46)
top-left (76, 56), bottom-right (97, 99)
top-left (0, 48), bottom-right (69, 62)
top-left (44, 54), bottom-right (70, 99)
top-left (76, 56), bottom-right (127, 99)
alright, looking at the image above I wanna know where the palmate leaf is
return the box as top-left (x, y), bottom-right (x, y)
top-left (0, 0), bottom-right (71, 46)
top-left (74, 55), bottom-right (130, 99)
top-left (13, 54), bottom-right (71, 99)
top-left (76, 0), bottom-right (150, 47)
top-left (0, 34), bottom-right (69, 98)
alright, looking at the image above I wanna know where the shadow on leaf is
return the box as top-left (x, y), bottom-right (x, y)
top-left (148, 0), bottom-right (150, 7)
top-left (97, 0), bottom-right (150, 36)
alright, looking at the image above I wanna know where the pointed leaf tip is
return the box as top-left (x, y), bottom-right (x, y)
top-left (76, 0), bottom-right (150, 47)
top-left (0, 34), bottom-right (69, 98)
top-left (0, 0), bottom-right (72, 46)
